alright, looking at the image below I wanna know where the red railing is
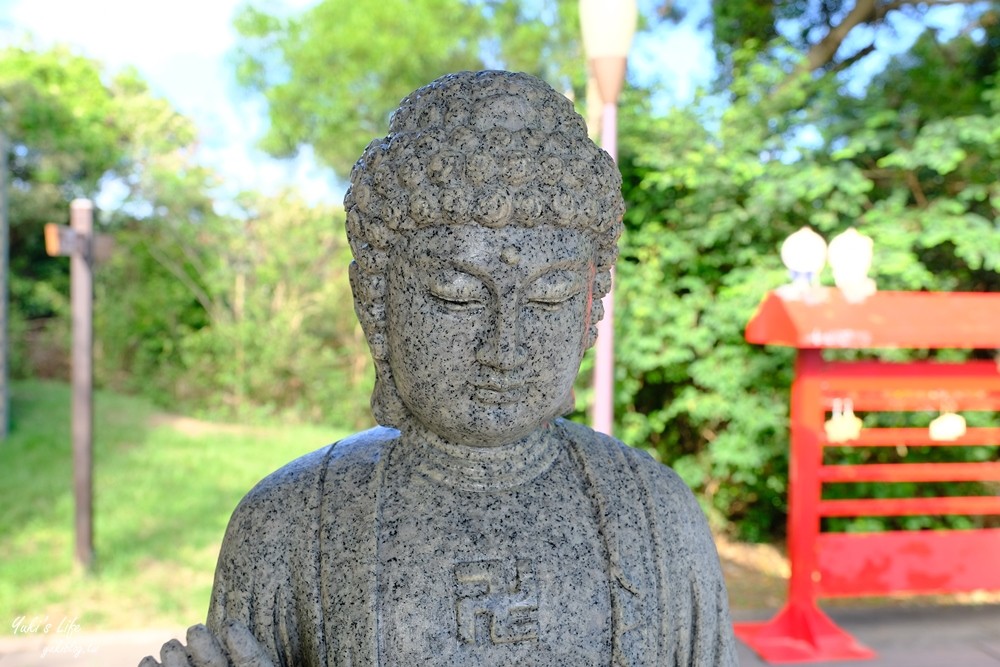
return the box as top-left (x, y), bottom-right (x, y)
top-left (735, 290), bottom-right (1000, 664)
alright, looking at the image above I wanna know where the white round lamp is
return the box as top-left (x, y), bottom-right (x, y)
top-left (780, 226), bottom-right (827, 288)
top-left (828, 227), bottom-right (876, 303)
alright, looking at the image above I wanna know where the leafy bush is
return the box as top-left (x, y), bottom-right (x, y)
top-left (96, 191), bottom-right (374, 428)
top-left (611, 43), bottom-right (1000, 541)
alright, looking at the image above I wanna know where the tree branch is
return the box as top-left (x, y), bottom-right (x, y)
top-left (804, 0), bottom-right (878, 72)
top-left (878, 0), bottom-right (983, 18)
top-left (861, 168), bottom-right (896, 179)
top-left (905, 170), bottom-right (929, 208)
top-left (798, 0), bottom-right (984, 74)
top-left (831, 42), bottom-right (877, 74)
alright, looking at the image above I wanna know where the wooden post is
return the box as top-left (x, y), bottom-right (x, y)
top-left (70, 199), bottom-right (94, 571)
top-left (44, 200), bottom-right (95, 570)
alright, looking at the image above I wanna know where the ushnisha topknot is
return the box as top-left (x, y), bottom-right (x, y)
top-left (345, 70), bottom-right (623, 273)
top-left (344, 70), bottom-right (625, 426)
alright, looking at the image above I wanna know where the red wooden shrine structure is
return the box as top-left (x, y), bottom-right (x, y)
top-left (736, 289), bottom-right (1000, 663)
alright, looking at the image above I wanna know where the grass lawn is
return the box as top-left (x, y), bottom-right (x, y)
top-left (0, 380), bottom-right (351, 631)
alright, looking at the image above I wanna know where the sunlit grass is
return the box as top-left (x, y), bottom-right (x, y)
top-left (0, 380), bottom-right (348, 630)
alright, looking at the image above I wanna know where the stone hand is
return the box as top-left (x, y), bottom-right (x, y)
top-left (138, 621), bottom-right (274, 667)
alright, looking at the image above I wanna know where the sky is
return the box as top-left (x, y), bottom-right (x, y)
top-left (0, 0), bottom-right (715, 206)
top-left (0, 0), bottom-right (347, 203)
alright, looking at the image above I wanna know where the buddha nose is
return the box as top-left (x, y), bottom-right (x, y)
top-left (476, 299), bottom-right (528, 370)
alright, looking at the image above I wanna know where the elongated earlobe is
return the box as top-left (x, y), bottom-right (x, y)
top-left (370, 360), bottom-right (409, 428)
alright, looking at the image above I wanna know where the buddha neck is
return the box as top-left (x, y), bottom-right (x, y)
top-left (396, 420), bottom-right (563, 492)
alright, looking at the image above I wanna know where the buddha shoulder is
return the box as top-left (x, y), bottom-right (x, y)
top-left (225, 426), bottom-right (400, 537)
top-left (555, 418), bottom-right (707, 524)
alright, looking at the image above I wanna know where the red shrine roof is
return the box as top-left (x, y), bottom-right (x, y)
top-left (745, 288), bottom-right (1000, 349)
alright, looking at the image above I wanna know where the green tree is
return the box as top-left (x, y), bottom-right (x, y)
top-left (613, 17), bottom-right (1000, 539)
top-left (0, 45), bottom-right (124, 324)
top-left (232, 0), bottom-right (583, 176)
top-left (97, 188), bottom-right (369, 424)
top-left (229, 1), bottom-right (1000, 537)
top-left (0, 43), bottom-right (214, 380)
top-left (707, 0), bottom-right (993, 74)
top-left (2, 44), bottom-right (372, 427)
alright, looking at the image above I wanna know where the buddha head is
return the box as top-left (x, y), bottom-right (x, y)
top-left (344, 70), bottom-right (624, 446)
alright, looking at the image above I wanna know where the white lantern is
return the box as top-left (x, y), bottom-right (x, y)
top-left (825, 398), bottom-right (863, 443)
top-left (828, 227), bottom-right (876, 303)
top-left (780, 227), bottom-right (827, 287)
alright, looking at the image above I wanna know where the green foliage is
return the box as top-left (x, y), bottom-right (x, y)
top-left (0, 45), bottom-right (124, 320)
top-left (711, 0), bottom-right (780, 61)
top-left (8, 11), bottom-right (1000, 546)
top-left (0, 42), bottom-right (205, 346)
top-left (3, 44), bottom-right (375, 428)
top-left (96, 190), bottom-right (373, 427)
top-left (613, 38), bottom-right (1000, 540)
top-left (232, 0), bottom-right (582, 176)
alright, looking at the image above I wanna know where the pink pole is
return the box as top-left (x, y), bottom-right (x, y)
top-left (592, 101), bottom-right (618, 435)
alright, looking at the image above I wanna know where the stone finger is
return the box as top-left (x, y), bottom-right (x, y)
top-left (160, 638), bottom-right (193, 667)
top-left (221, 620), bottom-right (274, 667)
top-left (185, 624), bottom-right (227, 667)
top-left (138, 656), bottom-right (161, 667)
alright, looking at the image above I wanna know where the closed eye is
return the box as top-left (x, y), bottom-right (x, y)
top-left (430, 292), bottom-right (486, 311)
top-left (429, 270), bottom-right (489, 311)
top-left (527, 291), bottom-right (583, 310)
top-left (525, 270), bottom-right (586, 310)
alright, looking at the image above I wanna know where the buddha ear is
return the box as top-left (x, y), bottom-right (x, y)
top-left (355, 312), bottom-right (390, 361)
top-left (370, 360), bottom-right (409, 428)
top-left (593, 270), bottom-right (612, 300)
top-left (349, 262), bottom-right (390, 361)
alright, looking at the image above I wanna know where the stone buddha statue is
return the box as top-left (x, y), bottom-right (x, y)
top-left (140, 70), bottom-right (737, 667)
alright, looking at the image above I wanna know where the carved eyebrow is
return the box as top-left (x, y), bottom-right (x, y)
top-left (523, 257), bottom-right (590, 283)
top-left (412, 255), bottom-right (498, 290)
top-left (524, 268), bottom-right (588, 301)
top-left (427, 269), bottom-right (490, 298)
top-left (411, 250), bottom-right (590, 285)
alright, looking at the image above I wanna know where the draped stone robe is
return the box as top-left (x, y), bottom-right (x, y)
top-left (206, 419), bottom-right (738, 666)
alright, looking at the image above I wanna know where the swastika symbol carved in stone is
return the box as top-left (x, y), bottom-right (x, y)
top-left (454, 558), bottom-right (539, 645)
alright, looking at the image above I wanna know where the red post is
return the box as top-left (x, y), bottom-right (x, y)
top-left (787, 350), bottom-right (823, 614)
top-left (734, 350), bottom-right (875, 662)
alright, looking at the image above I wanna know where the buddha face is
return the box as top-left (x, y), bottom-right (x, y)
top-left (385, 223), bottom-right (595, 447)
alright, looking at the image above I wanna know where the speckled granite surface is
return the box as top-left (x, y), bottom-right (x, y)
top-left (139, 71), bottom-right (737, 667)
